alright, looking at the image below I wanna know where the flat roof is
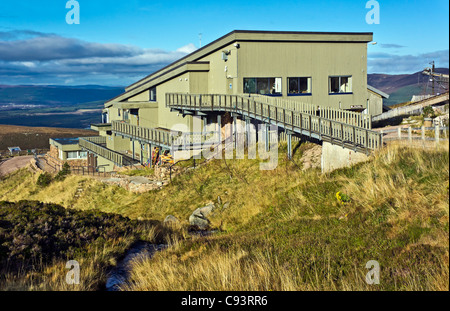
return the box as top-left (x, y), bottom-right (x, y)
top-left (51, 137), bottom-right (80, 145)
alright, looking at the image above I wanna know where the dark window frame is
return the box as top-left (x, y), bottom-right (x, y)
top-left (287, 77), bottom-right (312, 96)
top-left (243, 77), bottom-right (282, 96)
top-left (329, 76), bottom-right (353, 95)
top-left (150, 86), bottom-right (157, 101)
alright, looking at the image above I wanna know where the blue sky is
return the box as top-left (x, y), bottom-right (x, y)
top-left (0, 0), bottom-right (448, 86)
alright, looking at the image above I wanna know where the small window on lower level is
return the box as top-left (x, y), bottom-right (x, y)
top-left (329, 76), bottom-right (352, 94)
top-left (288, 77), bottom-right (311, 95)
top-left (67, 151), bottom-right (87, 160)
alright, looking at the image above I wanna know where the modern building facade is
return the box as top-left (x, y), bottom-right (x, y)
top-left (78, 30), bottom-right (381, 172)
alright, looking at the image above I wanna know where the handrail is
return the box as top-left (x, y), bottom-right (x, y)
top-left (79, 136), bottom-right (128, 166)
top-left (166, 93), bottom-right (382, 151)
top-left (111, 120), bottom-right (220, 149)
top-left (167, 93), bottom-right (372, 129)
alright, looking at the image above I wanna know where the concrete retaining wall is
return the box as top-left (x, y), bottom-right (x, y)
top-left (321, 141), bottom-right (369, 173)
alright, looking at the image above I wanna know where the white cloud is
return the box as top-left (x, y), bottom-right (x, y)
top-left (176, 43), bottom-right (198, 54)
top-left (0, 30), bottom-right (197, 85)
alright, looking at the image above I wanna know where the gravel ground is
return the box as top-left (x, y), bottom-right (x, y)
top-left (0, 156), bottom-right (34, 178)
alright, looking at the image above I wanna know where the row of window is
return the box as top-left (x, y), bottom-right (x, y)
top-left (243, 76), bottom-right (352, 96)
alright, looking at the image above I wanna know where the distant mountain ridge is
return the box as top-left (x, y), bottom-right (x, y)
top-left (368, 68), bottom-right (449, 106)
top-left (0, 85), bottom-right (125, 106)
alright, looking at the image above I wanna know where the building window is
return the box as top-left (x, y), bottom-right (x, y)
top-left (67, 151), bottom-right (87, 160)
top-left (329, 76), bottom-right (352, 94)
top-left (150, 86), bottom-right (157, 101)
top-left (288, 77), bottom-right (312, 95)
top-left (243, 78), bottom-right (282, 96)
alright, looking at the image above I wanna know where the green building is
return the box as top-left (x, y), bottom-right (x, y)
top-left (78, 30), bottom-right (382, 172)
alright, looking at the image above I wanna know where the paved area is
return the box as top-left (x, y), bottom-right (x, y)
top-left (0, 156), bottom-right (34, 178)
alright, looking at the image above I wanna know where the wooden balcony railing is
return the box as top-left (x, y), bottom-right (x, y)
top-left (166, 93), bottom-right (382, 152)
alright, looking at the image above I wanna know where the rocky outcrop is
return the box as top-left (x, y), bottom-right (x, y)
top-left (188, 197), bottom-right (231, 230)
top-left (189, 203), bottom-right (216, 230)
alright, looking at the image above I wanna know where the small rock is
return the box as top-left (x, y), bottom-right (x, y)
top-left (189, 203), bottom-right (215, 230)
top-left (164, 215), bottom-right (180, 225)
top-left (222, 202), bottom-right (230, 210)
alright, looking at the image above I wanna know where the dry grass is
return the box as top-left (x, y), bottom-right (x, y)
top-left (1, 142), bottom-right (448, 291)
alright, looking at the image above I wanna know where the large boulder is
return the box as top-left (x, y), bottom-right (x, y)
top-left (189, 203), bottom-right (215, 230)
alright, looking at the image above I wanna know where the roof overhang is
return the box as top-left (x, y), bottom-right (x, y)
top-left (105, 61), bottom-right (210, 105)
top-left (368, 85), bottom-right (390, 99)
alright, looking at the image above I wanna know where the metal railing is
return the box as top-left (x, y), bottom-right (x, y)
top-left (166, 93), bottom-right (382, 152)
top-left (79, 136), bottom-right (129, 167)
top-left (112, 121), bottom-right (174, 148)
top-left (166, 93), bottom-right (372, 129)
top-left (380, 125), bottom-right (449, 143)
top-left (112, 120), bottom-right (220, 150)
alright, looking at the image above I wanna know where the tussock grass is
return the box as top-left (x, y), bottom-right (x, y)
top-left (0, 142), bottom-right (448, 291)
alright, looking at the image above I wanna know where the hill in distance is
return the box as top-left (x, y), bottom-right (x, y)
top-left (0, 85), bottom-right (125, 128)
top-left (368, 68), bottom-right (449, 106)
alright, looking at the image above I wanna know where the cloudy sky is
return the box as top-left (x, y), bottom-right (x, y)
top-left (0, 0), bottom-right (448, 86)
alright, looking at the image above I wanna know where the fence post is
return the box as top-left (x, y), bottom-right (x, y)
top-left (398, 127), bottom-right (402, 139)
top-left (408, 126), bottom-right (412, 143)
top-left (422, 126), bottom-right (425, 141)
top-left (435, 125), bottom-right (440, 147)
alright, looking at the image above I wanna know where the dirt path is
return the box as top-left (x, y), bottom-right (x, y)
top-left (0, 156), bottom-right (34, 178)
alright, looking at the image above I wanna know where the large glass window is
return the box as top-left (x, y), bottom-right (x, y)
top-left (329, 76), bottom-right (352, 94)
top-left (288, 77), bottom-right (312, 95)
top-left (150, 86), bottom-right (157, 101)
top-left (67, 151), bottom-right (87, 160)
top-left (243, 78), bottom-right (282, 95)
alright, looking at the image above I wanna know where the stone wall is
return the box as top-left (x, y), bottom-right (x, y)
top-left (46, 146), bottom-right (88, 169)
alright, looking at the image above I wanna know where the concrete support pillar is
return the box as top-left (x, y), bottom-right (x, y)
top-left (287, 131), bottom-right (292, 160)
top-left (245, 118), bottom-right (251, 148)
top-left (217, 114), bottom-right (222, 145)
top-left (321, 141), bottom-right (369, 173)
top-left (149, 144), bottom-right (153, 168)
top-left (203, 116), bottom-right (207, 144)
top-left (233, 116), bottom-right (237, 149)
top-left (265, 123), bottom-right (270, 152)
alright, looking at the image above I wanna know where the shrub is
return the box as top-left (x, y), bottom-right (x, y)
top-left (36, 172), bottom-right (52, 187)
top-left (422, 106), bottom-right (435, 118)
top-left (55, 162), bottom-right (71, 181)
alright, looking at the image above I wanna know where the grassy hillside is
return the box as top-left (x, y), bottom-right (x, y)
top-left (0, 142), bottom-right (448, 291)
top-left (384, 84), bottom-right (424, 107)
